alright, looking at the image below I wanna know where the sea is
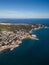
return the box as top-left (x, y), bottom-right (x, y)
top-left (0, 19), bottom-right (49, 65)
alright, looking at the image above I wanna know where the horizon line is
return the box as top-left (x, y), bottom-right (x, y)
top-left (0, 18), bottom-right (49, 19)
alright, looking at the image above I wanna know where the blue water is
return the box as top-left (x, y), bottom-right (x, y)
top-left (0, 19), bottom-right (49, 65)
top-left (0, 19), bottom-right (49, 26)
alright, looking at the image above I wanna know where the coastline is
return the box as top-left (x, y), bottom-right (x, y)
top-left (0, 34), bottom-right (39, 53)
top-left (0, 24), bottom-right (48, 53)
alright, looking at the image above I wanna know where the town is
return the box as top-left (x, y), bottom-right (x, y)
top-left (0, 24), bottom-right (48, 51)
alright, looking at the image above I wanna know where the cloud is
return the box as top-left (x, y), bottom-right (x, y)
top-left (0, 10), bottom-right (49, 18)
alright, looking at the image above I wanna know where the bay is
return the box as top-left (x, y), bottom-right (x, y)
top-left (0, 19), bottom-right (49, 65)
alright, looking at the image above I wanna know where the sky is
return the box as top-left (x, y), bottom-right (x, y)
top-left (0, 0), bottom-right (49, 18)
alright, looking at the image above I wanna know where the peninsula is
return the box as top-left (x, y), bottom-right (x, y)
top-left (0, 23), bottom-right (48, 52)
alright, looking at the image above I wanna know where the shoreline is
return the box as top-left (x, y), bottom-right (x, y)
top-left (0, 35), bottom-right (39, 53)
top-left (0, 23), bottom-right (32, 25)
top-left (0, 24), bottom-right (48, 53)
